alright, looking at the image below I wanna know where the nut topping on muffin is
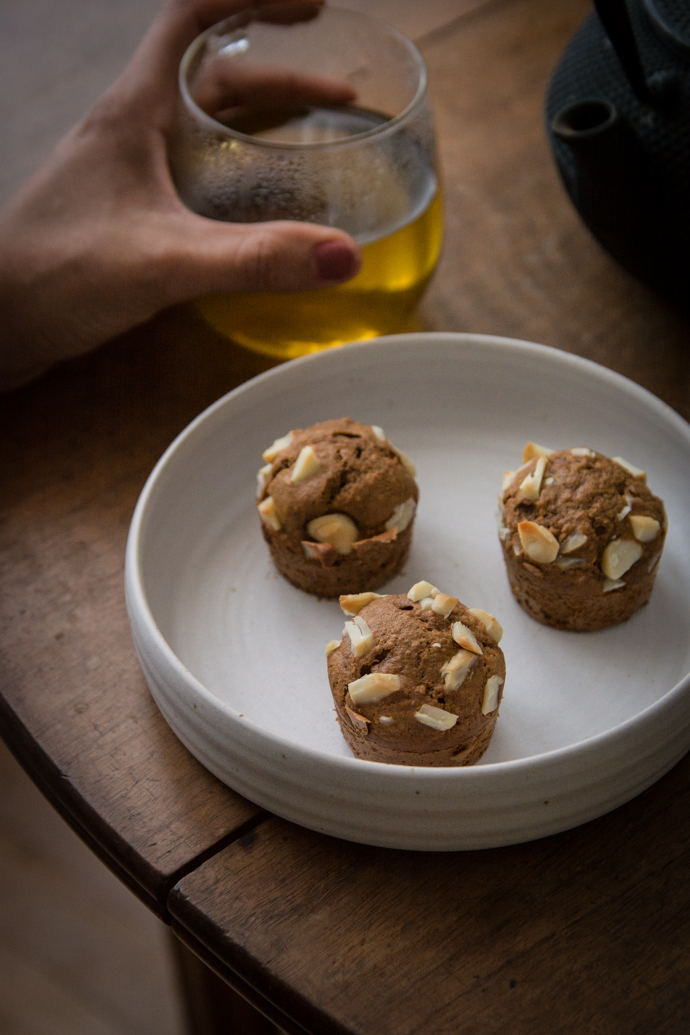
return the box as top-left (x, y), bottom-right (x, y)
top-left (262, 432), bottom-right (294, 462)
top-left (499, 443), bottom-right (667, 630)
top-left (343, 615), bottom-right (374, 657)
top-left (256, 419), bottom-right (419, 596)
top-left (340, 592), bottom-right (383, 615)
top-left (307, 513), bottom-right (358, 555)
top-left (291, 445), bottom-right (321, 483)
top-left (612, 456), bottom-right (646, 480)
top-left (257, 496), bottom-right (281, 531)
top-left (519, 456), bottom-right (547, 500)
top-left (441, 650), bottom-right (477, 690)
top-left (327, 585), bottom-right (506, 766)
top-left (523, 442), bottom-right (554, 462)
top-left (468, 608), bottom-right (504, 642)
top-left (451, 621), bottom-right (483, 655)
top-left (518, 521), bottom-right (560, 563)
top-left (629, 515), bottom-right (660, 542)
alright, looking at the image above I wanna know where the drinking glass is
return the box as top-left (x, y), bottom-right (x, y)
top-left (169, 3), bottom-right (443, 359)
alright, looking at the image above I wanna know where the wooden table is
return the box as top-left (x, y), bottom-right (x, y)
top-left (2, 0), bottom-right (690, 1032)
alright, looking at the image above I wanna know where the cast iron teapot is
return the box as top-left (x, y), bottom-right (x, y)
top-left (546, 0), bottom-right (690, 307)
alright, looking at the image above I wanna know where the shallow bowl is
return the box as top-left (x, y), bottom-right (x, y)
top-left (125, 333), bottom-right (690, 850)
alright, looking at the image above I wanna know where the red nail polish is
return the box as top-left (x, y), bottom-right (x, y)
top-left (314, 241), bottom-right (360, 282)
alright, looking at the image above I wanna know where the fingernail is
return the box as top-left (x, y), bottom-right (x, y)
top-left (314, 240), bottom-right (361, 283)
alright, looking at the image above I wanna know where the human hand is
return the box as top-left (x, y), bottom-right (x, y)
top-left (0, 0), bottom-right (362, 390)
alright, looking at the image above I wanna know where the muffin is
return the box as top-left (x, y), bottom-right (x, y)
top-left (499, 442), bottom-right (667, 631)
top-left (326, 582), bottom-right (506, 766)
top-left (256, 418), bottom-right (418, 597)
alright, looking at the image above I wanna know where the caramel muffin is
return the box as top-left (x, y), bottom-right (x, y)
top-left (256, 418), bottom-right (418, 596)
top-left (326, 583), bottom-right (506, 766)
top-left (499, 442), bottom-right (667, 631)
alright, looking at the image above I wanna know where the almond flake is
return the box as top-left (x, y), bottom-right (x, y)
top-left (523, 442), bottom-right (554, 462)
top-left (441, 650), bottom-right (477, 690)
top-left (523, 562), bottom-right (543, 577)
top-left (629, 515), bottom-right (660, 542)
top-left (603, 578), bottom-right (626, 593)
top-left (325, 639), bottom-right (340, 656)
top-left (307, 513), bottom-right (358, 555)
top-left (257, 496), bottom-right (281, 531)
top-left (601, 538), bottom-right (643, 580)
top-left (385, 497), bottom-right (416, 534)
top-left (520, 456), bottom-right (546, 501)
top-left (555, 557), bottom-right (586, 569)
top-left (348, 672), bottom-right (400, 705)
top-left (419, 596), bottom-right (436, 610)
top-left (502, 470), bottom-right (516, 493)
top-left (379, 716), bottom-right (394, 725)
top-left (481, 675), bottom-right (503, 715)
top-left (408, 581), bottom-right (439, 602)
top-left (544, 476), bottom-right (554, 486)
top-left (468, 609), bottom-right (503, 643)
top-left (371, 425), bottom-right (386, 441)
top-left (291, 445), bottom-right (320, 483)
top-left (340, 592), bottom-right (382, 616)
top-left (415, 704), bottom-right (458, 731)
top-left (570, 447), bottom-right (595, 457)
top-left (256, 463), bottom-right (272, 497)
top-left (612, 456), bottom-right (646, 481)
top-left (345, 707), bottom-right (370, 732)
top-left (451, 621), bottom-right (483, 655)
top-left (617, 503), bottom-right (631, 521)
top-left (344, 616), bottom-right (374, 657)
top-left (497, 495), bottom-right (505, 514)
top-left (302, 540), bottom-right (335, 562)
top-left (518, 521), bottom-right (559, 563)
top-left (432, 593), bottom-right (458, 618)
top-left (262, 431), bottom-right (293, 462)
top-left (648, 552), bottom-right (661, 573)
top-left (499, 525), bottom-right (511, 542)
top-left (560, 531), bottom-right (588, 554)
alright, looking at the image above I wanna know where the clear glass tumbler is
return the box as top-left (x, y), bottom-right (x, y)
top-left (169, 3), bottom-right (443, 359)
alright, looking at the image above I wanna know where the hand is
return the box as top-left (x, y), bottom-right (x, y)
top-left (0, 0), bottom-right (362, 390)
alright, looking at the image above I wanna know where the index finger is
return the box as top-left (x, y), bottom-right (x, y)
top-left (192, 61), bottom-right (356, 119)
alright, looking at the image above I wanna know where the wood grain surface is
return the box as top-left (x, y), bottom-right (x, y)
top-left (0, 312), bottom-right (271, 912)
top-left (170, 754), bottom-right (690, 1035)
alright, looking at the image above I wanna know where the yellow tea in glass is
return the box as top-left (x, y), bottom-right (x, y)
top-left (170, 4), bottom-right (442, 360)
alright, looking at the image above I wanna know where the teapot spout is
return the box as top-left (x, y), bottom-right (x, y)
top-left (551, 99), bottom-right (617, 141)
top-left (551, 99), bottom-right (622, 225)
top-left (550, 99), bottom-right (668, 282)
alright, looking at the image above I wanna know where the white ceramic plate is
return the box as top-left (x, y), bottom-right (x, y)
top-left (125, 333), bottom-right (690, 850)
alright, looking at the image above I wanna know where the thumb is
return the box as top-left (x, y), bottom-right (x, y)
top-left (163, 214), bottom-right (362, 299)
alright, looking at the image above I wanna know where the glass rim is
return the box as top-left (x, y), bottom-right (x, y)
top-left (178, 4), bottom-right (428, 151)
